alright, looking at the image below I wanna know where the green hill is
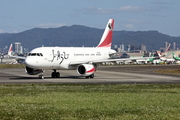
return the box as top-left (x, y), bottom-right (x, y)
top-left (0, 25), bottom-right (179, 51)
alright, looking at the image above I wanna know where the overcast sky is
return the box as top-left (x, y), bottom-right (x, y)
top-left (0, 0), bottom-right (179, 36)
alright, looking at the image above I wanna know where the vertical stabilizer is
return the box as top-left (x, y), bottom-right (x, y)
top-left (165, 44), bottom-right (171, 55)
top-left (8, 44), bottom-right (13, 56)
top-left (158, 44), bottom-right (171, 57)
top-left (97, 19), bottom-right (114, 48)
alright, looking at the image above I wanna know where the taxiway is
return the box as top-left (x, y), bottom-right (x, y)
top-left (0, 65), bottom-right (180, 84)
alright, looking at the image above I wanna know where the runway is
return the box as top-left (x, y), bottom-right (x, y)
top-left (0, 65), bottom-right (180, 84)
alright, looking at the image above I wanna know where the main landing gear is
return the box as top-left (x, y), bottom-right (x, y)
top-left (85, 74), bottom-right (94, 79)
top-left (51, 70), bottom-right (60, 78)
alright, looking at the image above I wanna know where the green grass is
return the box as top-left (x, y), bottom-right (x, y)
top-left (0, 84), bottom-right (180, 119)
top-left (0, 64), bottom-right (25, 68)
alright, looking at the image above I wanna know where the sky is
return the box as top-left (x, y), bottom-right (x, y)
top-left (0, 0), bottom-right (180, 36)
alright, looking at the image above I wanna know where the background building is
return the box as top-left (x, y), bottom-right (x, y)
top-left (141, 44), bottom-right (146, 51)
top-left (173, 42), bottom-right (176, 50)
top-left (120, 44), bottom-right (125, 52)
top-left (14, 42), bottom-right (23, 54)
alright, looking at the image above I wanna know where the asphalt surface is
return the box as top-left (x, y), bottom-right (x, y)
top-left (0, 65), bottom-right (180, 84)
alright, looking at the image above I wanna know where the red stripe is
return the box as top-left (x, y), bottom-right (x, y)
top-left (86, 67), bottom-right (95, 73)
top-left (97, 31), bottom-right (112, 47)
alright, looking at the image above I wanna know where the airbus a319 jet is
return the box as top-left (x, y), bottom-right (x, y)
top-left (8, 19), bottom-right (151, 79)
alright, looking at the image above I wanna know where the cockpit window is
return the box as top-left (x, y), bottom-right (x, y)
top-left (31, 53), bottom-right (36, 56)
top-left (28, 53), bottom-right (43, 57)
top-left (28, 53), bottom-right (31, 56)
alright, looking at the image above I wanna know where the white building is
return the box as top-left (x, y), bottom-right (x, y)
top-left (14, 42), bottom-right (23, 54)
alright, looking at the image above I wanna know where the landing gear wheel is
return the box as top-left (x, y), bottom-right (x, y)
top-left (51, 71), bottom-right (60, 78)
top-left (90, 74), bottom-right (94, 78)
top-left (56, 72), bottom-right (60, 78)
top-left (85, 74), bottom-right (94, 79)
top-left (51, 72), bottom-right (56, 78)
top-left (38, 74), bottom-right (44, 79)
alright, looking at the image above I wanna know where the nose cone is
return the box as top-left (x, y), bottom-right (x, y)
top-left (25, 57), bottom-right (36, 68)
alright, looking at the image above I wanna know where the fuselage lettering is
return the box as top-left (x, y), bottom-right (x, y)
top-left (50, 50), bottom-right (69, 64)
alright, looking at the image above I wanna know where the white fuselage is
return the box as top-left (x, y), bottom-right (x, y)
top-left (25, 47), bottom-right (115, 70)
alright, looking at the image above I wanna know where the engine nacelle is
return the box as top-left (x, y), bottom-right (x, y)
top-left (77, 64), bottom-right (95, 76)
top-left (25, 66), bottom-right (43, 75)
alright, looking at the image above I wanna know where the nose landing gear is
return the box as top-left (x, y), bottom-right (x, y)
top-left (38, 70), bottom-right (45, 79)
top-left (38, 74), bottom-right (44, 79)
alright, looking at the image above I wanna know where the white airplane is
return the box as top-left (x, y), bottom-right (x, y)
top-left (153, 44), bottom-right (175, 64)
top-left (8, 19), bottom-right (152, 79)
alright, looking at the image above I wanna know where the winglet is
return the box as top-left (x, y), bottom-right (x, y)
top-left (8, 44), bottom-right (13, 56)
top-left (97, 19), bottom-right (114, 48)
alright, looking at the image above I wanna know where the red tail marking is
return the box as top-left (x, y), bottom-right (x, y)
top-left (98, 30), bottom-right (112, 47)
top-left (97, 30), bottom-right (113, 47)
top-left (165, 44), bottom-right (171, 53)
top-left (97, 19), bottom-right (114, 48)
top-left (8, 44), bottom-right (13, 52)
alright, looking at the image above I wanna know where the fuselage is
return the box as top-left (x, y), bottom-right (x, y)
top-left (25, 47), bottom-right (115, 70)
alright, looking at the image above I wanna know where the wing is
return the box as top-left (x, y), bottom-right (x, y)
top-left (69, 57), bottom-right (154, 66)
top-left (9, 55), bottom-right (26, 60)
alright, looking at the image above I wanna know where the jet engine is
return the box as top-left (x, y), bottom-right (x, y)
top-left (77, 64), bottom-right (95, 76)
top-left (25, 66), bottom-right (43, 75)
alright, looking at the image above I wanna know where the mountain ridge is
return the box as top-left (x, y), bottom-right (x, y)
top-left (0, 25), bottom-right (179, 51)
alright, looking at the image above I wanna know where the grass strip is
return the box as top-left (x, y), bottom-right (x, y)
top-left (0, 84), bottom-right (180, 119)
top-left (155, 69), bottom-right (180, 75)
top-left (0, 64), bottom-right (25, 68)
